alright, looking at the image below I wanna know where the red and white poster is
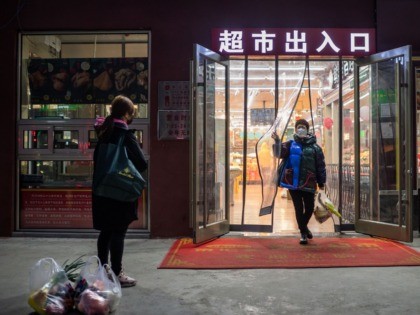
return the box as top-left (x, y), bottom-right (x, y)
top-left (20, 188), bottom-right (147, 229)
top-left (20, 189), bottom-right (93, 229)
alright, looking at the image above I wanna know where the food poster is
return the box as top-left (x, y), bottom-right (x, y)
top-left (28, 58), bottom-right (148, 104)
top-left (68, 59), bottom-right (94, 103)
top-left (28, 58), bottom-right (69, 104)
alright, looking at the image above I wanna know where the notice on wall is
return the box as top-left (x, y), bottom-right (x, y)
top-left (20, 188), bottom-right (147, 229)
top-left (20, 189), bottom-right (93, 229)
top-left (157, 81), bottom-right (190, 140)
top-left (158, 110), bottom-right (190, 140)
top-left (158, 81), bottom-right (190, 110)
top-left (250, 108), bottom-right (276, 126)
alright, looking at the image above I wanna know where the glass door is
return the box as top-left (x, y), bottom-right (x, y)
top-left (191, 44), bottom-right (229, 244)
top-left (354, 46), bottom-right (414, 242)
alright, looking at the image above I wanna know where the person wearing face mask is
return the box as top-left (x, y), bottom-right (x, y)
top-left (92, 95), bottom-right (147, 287)
top-left (272, 119), bottom-right (326, 245)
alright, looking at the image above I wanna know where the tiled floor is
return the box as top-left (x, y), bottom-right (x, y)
top-left (230, 184), bottom-right (335, 235)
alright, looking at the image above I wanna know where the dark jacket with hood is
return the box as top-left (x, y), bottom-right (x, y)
top-left (274, 133), bottom-right (326, 193)
top-left (92, 121), bottom-right (148, 230)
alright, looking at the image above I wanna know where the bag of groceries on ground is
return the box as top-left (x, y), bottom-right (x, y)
top-left (314, 190), bottom-right (341, 224)
top-left (73, 256), bottom-right (122, 315)
top-left (28, 257), bottom-right (74, 315)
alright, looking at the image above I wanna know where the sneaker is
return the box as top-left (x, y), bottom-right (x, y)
top-left (118, 269), bottom-right (137, 287)
top-left (299, 234), bottom-right (308, 245)
top-left (306, 229), bottom-right (313, 239)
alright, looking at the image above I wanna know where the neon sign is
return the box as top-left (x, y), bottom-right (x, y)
top-left (212, 28), bottom-right (375, 56)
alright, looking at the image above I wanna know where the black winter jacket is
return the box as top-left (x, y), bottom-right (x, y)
top-left (92, 122), bottom-right (148, 230)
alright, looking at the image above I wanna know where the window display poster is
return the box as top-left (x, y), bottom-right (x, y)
top-left (20, 188), bottom-right (147, 229)
top-left (28, 57), bottom-right (148, 104)
top-left (158, 81), bottom-right (190, 110)
top-left (158, 110), bottom-right (190, 140)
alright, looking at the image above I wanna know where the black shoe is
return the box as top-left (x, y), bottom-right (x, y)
top-left (299, 234), bottom-right (308, 245)
top-left (307, 229), bottom-right (313, 239)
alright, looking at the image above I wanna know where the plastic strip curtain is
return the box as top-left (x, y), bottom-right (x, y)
top-left (256, 60), bottom-right (308, 216)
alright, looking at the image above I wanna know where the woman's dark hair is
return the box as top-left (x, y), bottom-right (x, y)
top-left (96, 95), bottom-right (134, 140)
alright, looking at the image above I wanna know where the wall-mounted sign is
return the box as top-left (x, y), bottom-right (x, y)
top-left (20, 189), bottom-right (93, 228)
top-left (28, 57), bottom-right (148, 104)
top-left (158, 81), bottom-right (190, 140)
top-left (158, 110), bottom-right (190, 140)
top-left (250, 108), bottom-right (276, 126)
top-left (212, 28), bottom-right (376, 56)
top-left (158, 81), bottom-right (190, 110)
top-left (20, 188), bottom-right (147, 229)
top-left (331, 60), bottom-right (354, 88)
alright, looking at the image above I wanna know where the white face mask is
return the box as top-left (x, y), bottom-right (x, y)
top-left (296, 127), bottom-right (308, 138)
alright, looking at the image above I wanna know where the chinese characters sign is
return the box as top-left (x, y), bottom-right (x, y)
top-left (158, 81), bottom-right (190, 140)
top-left (20, 189), bottom-right (93, 228)
top-left (158, 81), bottom-right (190, 110)
top-left (20, 188), bottom-right (147, 229)
top-left (212, 28), bottom-right (375, 56)
top-left (158, 110), bottom-right (190, 140)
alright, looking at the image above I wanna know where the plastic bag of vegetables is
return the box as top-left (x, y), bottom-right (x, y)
top-left (74, 256), bottom-right (122, 314)
top-left (314, 190), bottom-right (341, 224)
top-left (28, 257), bottom-right (74, 315)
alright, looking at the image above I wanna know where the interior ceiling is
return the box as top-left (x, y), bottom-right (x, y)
top-left (216, 60), bottom-right (339, 112)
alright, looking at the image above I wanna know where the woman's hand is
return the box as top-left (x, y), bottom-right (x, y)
top-left (271, 132), bottom-right (280, 141)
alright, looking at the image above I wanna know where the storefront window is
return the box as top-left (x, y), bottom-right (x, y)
top-left (20, 33), bottom-right (149, 120)
top-left (18, 32), bottom-right (150, 232)
top-left (23, 130), bottom-right (48, 149)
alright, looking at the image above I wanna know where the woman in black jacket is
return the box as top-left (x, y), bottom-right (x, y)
top-left (92, 95), bottom-right (147, 287)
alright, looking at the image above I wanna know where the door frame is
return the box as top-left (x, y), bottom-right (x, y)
top-left (354, 45), bottom-right (413, 242)
top-left (190, 44), bottom-right (230, 244)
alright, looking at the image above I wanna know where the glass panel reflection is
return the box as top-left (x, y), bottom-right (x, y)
top-left (196, 58), bottom-right (205, 228)
top-left (360, 58), bottom-right (404, 224)
top-left (23, 130), bottom-right (48, 149)
top-left (205, 61), bottom-right (227, 225)
top-left (20, 160), bottom-right (93, 188)
top-left (54, 130), bottom-right (79, 149)
top-left (88, 129), bottom-right (143, 150)
top-left (21, 103), bottom-right (147, 120)
top-left (229, 60), bottom-right (245, 225)
top-left (340, 61), bottom-right (370, 224)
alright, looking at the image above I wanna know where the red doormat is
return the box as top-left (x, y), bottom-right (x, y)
top-left (158, 237), bottom-right (420, 269)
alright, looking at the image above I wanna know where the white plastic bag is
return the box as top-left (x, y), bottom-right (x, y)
top-left (28, 257), bottom-right (74, 315)
top-left (314, 192), bottom-right (332, 223)
top-left (314, 190), bottom-right (341, 223)
top-left (74, 256), bottom-right (122, 314)
top-left (29, 257), bottom-right (62, 293)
